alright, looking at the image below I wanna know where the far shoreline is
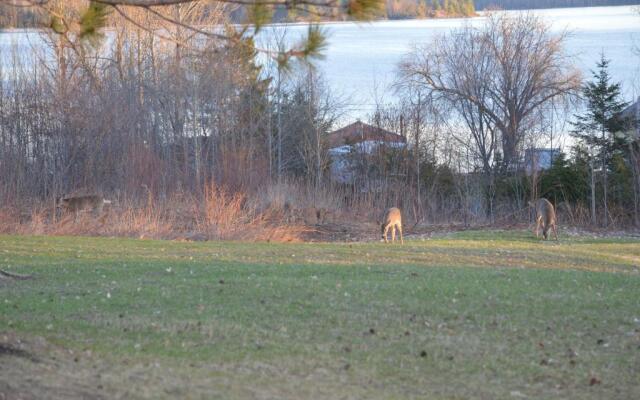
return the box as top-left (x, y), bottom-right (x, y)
top-left (1, 4), bottom-right (637, 33)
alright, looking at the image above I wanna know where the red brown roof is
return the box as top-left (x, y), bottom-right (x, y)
top-left (327, 121), bottom-right (406, 148)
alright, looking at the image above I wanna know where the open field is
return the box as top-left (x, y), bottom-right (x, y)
top-left (1, 231), bottom-right (639, 399)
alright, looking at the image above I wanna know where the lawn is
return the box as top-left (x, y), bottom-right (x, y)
top-left (1, 232), bottom-right (639, 399)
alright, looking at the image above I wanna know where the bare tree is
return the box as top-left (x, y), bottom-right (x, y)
top-left (271, 67), bottom-right (341, 191)
top-left (297, 69), bottom-right (342, 192)
top-left (399, 12), bottom-right (581, 172)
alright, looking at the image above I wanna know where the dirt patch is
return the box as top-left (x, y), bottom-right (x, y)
top-left (301, 222), bottom-right (504, 242)
top-left (0, 344), bottom-right (38, 363)
top-left (0, 333), bottom-right (107, 400)
top-left (302, 222), bottom-right (378, 242)
top-left (301, 222), bottom-right (640, 243)
top-left (561, 226), bottom-right (640, 239)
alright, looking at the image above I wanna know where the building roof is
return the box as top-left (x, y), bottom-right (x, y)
top-left (621, 99), bottom-right (640, 135)
top-left (620, 98), bottom-right (639, 120)
top-left (327, 121), bottom-right (406, 149)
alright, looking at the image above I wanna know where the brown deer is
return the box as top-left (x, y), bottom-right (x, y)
top-left (58, 195), bottom-right (111, 219)
top-left (381, 207), bottom-right (403, 244)
top-left (529, 198), bottom-right (558, 241)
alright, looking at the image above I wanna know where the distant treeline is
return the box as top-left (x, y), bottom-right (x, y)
top-left (474, 0), bottom-right (640, 10)
top-left (250, 0), bottom-right (476, 22)
top-left (385, 0), bottom-right (476, 19)
top-left (0, 4), bottom-right (41, 28)
top-left (0, 1), bottom-right (476, 29)
top-left (0, 1), bottom-right (634, 30)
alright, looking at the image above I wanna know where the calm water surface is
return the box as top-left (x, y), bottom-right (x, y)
top-left (2, 6), bottom-right (639, 119)
top-left (261, 5), bottom-right (640, 117)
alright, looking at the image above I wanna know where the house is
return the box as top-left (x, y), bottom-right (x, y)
top-left (619, 98), bottom-right (640, 140)
top-left (524, 148), bottom-right (560, 176)
top-left (327, 120), bottom-right (407, 185)
top-left (327, 120), bottom-right (407, 150)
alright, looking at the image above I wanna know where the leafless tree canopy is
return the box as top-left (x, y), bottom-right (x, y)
top-left (399, 13), bottom-right (582, 171)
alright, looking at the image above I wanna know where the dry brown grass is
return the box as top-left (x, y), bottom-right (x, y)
top-left (0, 184), bottom-right (308, 242)
top-left (3, 180), bottom-right (636, 243)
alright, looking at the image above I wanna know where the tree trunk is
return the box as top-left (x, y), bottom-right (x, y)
top-left (414, 95), bottom-right (422, 222)
top-left (483, 170), bottom-right (495, 222)
top-left (276, 68), bottom-right (283, 183)
top-left (629, 142), bottom-right (640, 229)
top-left (501, 127), bottom-right (518, 172)
top-left (315, 124), bottom-right (321, 193)
top-left (601, 128), bottom-right (608, 228)
top-left (590, 156), bottom-right (597, 225)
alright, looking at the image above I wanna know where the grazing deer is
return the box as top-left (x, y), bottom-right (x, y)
top-left (381, 207), bottom-right (403, 244)
top-left (58, 195), bottom-right (111, 219)
top-left (529, 198), bottom-right (558, 241)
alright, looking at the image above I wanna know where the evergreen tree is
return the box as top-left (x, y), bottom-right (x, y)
top-left (432, 0), bottom-right (442, 11)
top-left (540, 152), bottom-right (588, 207)
top-left (610, 152), bottom-right (634, 211)
top-left (572, 55), bottom-right (630, 226)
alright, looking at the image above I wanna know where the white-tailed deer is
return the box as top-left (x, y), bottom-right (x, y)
top-left (529, 198), bottom-right (558, 241)
top-left (58, 195), bottom-right (111, 219)
top-left (381, 207), bottom-right (403, 244)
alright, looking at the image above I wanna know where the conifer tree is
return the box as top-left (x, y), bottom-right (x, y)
top-left (572, 55), bottom-right (630, 226)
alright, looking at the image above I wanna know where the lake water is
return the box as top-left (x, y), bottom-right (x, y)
top-left (2, 6), bottom-right (640, 120)
top-left (259, 5), bottom-right (640, 119)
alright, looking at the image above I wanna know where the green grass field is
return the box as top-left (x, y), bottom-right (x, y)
top-left (1, 232), bottom-right (639, 399)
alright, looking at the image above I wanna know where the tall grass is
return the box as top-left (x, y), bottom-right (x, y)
top-left (0, 183), bottom-right (308, 242)
top-left (1, 179), bottom-right (634, 242)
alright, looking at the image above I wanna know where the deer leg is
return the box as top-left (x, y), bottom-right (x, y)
top-left (398, 224), bottom-right (404, 245)
top-left (391, 226), bottom-right (396, 243)
top-left (535, 216), bottom-right (541, 238)
top-left (552, 223), bottom-right (558, 241)
top-left (383, 224), bottom-right (389, 243)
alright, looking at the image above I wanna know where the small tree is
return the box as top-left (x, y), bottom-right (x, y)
top-left (571, 55), bottom-right (629, 227)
